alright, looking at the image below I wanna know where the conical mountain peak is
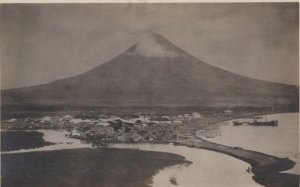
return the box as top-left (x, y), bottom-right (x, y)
top-left (2, 33), bottom-right (298, 108)
top-left (125, 33), bottom-right (185, 58)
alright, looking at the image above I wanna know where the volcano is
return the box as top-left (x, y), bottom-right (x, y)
top-left (2, 33), bottom-right (299, 108)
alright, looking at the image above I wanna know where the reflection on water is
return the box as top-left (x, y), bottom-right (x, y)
top-left (196, 126), bottom-right (222, 139)
top-left (111, 144), bottom-right (262, 187)
top-left (202, 113), bottom-right (299, 174)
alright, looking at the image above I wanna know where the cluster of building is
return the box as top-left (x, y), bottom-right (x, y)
top-left (2, 111), bottom-right (229, 145)
top-left (67, 113), bottom-right (204, 144)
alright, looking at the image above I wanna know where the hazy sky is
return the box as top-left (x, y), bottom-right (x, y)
top-left (1, 3), bottom-right (298, 89)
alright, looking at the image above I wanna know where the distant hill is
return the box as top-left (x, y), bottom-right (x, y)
top-left (2, 33), bottom-right (299, 109)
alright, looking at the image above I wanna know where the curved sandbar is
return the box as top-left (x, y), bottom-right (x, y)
top-left (174, 138), bottom-right (299, 187)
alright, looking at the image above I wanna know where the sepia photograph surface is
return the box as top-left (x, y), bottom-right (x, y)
top-left (1, 2), bottom-right (299, 187)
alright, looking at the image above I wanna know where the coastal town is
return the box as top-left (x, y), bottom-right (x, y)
top-left (2, 109), bottom-right (298, 187)
top-left (2, 107), bottom-right (280, 148)
top-left (3, 109), bottom-right (298, 187)
top-left (2, 109), bottom-right (242, 146)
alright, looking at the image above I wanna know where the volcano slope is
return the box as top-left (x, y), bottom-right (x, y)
top-left (2, 34), bottom-right (298, 109)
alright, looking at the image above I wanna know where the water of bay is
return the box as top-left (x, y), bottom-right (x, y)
top-left (111, 143), bottom-right (262, 187)
top-left (201, 113), bottom-right (299, 174)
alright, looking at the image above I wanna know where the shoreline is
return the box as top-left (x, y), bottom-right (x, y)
top-left (2, 131), bottom-right (299, 187)
top-left (2, 112), bottom-right (299, 187)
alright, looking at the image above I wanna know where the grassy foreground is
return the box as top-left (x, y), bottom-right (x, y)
top-left (1, 148), bottom-right (190, 187)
